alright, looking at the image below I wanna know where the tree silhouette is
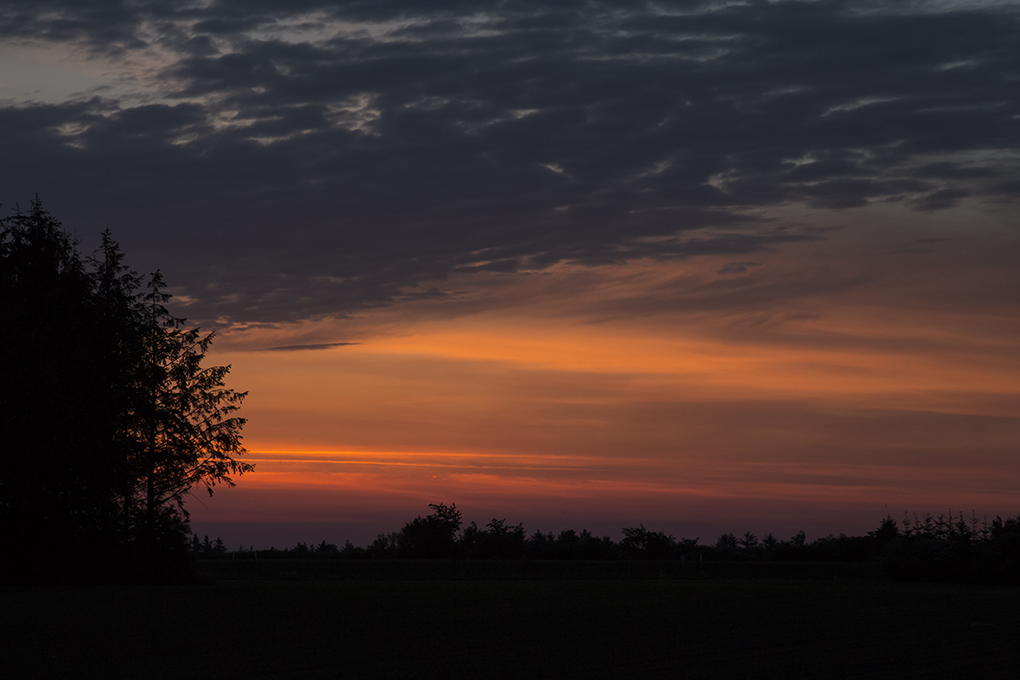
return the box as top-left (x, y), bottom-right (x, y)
top-left (621, 525), bottom-right (677, 559)
top-left (0, 199), bottom-right (251, 580)
top-left (462, 517), bottom-right (526, 559)
top-left (739, 532), bottom-right (759, 551)
top-left (398, 503), bottom-right (463, 558)
top-left (129, 271), bottom-right (250, 550)
top-left (715, 532), bottom-right (739, 552)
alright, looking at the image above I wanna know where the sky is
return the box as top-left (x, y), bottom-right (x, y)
top-left (2, 0), bottom-right (1019, 548)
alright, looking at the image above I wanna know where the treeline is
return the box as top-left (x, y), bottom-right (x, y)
top-left (198, 504), bottom-right (1020, 585)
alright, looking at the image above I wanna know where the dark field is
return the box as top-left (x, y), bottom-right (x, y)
top-left (2, 565), bottom-right (1019, 679)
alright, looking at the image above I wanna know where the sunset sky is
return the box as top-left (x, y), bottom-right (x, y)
top-left (2, 0), bottom-right (1018, 548)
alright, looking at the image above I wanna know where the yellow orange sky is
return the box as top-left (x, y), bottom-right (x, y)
top-left (188, 228), bottom-right (1020, 547)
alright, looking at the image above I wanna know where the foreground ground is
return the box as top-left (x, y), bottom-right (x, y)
top-left (2, 565), bottom-right (1018, 678)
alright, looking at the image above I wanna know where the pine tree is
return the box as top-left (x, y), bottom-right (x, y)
top-left (0, 199), bottom-right (252, 580)
top-left (130, 271), bottom-right (251, 552)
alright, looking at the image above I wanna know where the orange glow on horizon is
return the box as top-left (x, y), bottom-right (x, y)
top-left (191, 248), bottom-right (1020, 540)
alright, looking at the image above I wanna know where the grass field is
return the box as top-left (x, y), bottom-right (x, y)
top-left (2, 569), bottom-right (1019, 679)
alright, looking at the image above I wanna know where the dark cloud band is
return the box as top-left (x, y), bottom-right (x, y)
top-left (1, 0), bottom-right (1017, 324)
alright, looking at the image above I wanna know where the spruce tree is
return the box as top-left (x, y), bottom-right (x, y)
top-left (0, 199), bottom-right (251, 581)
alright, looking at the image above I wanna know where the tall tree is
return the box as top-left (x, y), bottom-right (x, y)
top-left (0, 199), bottom-right (251, 580)
top-left (0, 200), bottom-right (111, 566)
top-left (131, 271), bottom-right (251, 549)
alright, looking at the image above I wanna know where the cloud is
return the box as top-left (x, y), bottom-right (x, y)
top-left (256, 342), bottom-right (358, 352)
top-left (0, 0), bottom-right (1017, 324)
top-left (716, 261), bottom-right (761, 275)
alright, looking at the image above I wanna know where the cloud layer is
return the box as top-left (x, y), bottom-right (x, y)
top-left (2, 0), bottom-right (1017, 324)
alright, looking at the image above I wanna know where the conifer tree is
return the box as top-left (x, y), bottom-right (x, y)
top-left (129, 270), bottom-right (251, 551)
top-left (0, 199), bottom-right (251, 580)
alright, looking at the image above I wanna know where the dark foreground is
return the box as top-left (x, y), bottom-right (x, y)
top-left (2, 564), bottom-right (1018, 679)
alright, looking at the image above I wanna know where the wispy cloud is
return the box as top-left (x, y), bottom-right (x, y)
top-left (256, 342), bottom-right (358, 352)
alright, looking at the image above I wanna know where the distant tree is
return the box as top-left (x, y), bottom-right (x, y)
top-left (547, 529), bottom-right (582, 559)
top-left (575, 530), bottom-right (617, 560)
top-left (950, 511), bottom-right (973, 544)
top-left (465, 518), bottom-right (526, 559)
top-left (972, 512), bottom-right (990, 542)
top-left (460, 521), bottom-right (483, 557)
top-left (341, 539), bottom-right (365, 558)
top-left (368, 532), bottom-right (401, 558)
top-left (487, 518), bottom-right (526, 558)
top-left (526, 529), bottom-right (556, 559)
top-left (315, 540), bottom-right (338, 554)
top-left (558, 529), bottom-right (579, 546)
top-left (621, 525), bottom-right (676, 559)
top-left (774, 530), bottom-right (808, 561)
top-left (398, 503), bottom-right (463, 558)
top-left (990, 515), bottom-right (1020, 539)
top-left (868, 515), bottom-right (900, 552)
top-left (988, 515), bottom-right (1020, 566)
top-left (678, 537), bottom-right (701, 556)
top-left (715, 532), bottom-right (739, 552)
top-left (739, 532), bottom-right (758, 551)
